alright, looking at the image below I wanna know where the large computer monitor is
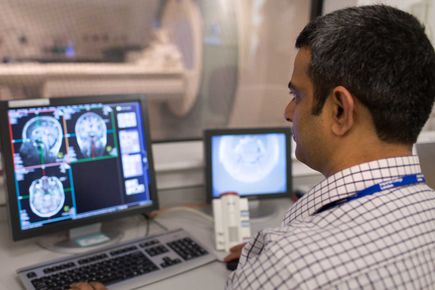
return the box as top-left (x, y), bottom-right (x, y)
top-left (0, 95), bottom-right (158, 247)
top-left (204, 127), bottom-right (292, 217)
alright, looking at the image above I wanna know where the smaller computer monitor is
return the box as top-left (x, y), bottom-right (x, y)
top-left (204, 127), bottom-right (292, 203)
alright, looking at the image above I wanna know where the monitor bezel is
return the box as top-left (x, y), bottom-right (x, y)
top-left (0, 94), bottom-right (159, 241)
top-left (204, 127), bottom-right (292, 203)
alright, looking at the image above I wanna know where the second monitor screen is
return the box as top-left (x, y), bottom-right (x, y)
top-left (210, 132), bottom-right (288, 198)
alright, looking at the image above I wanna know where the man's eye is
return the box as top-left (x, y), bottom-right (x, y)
top-left (289, 91), bottom-right (300, 102)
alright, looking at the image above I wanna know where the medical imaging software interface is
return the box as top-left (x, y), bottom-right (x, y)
top-left (211, 133), bottom-right (287, 198)
top-left (7, 101), bottom-right (152, 231)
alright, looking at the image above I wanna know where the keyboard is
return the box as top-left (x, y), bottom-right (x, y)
top-left (17, 228), bottom-right (216, 290)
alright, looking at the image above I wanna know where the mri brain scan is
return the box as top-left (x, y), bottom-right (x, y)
top-left (75, 112), bottom-right (107, 158)
top-left (20, 116), bottom-right (63, 165)
top-left (29, 176), bottom-right (65, 218)
top-left (219, 135), bottom-right (279, 183)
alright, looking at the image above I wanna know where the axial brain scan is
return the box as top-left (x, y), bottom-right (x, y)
top-left (20, 116), bottom-right (63, 165)
top-left (29, 176), bottom-right (65, 218)
top-left (219, 135), bottom-right (279, 183)
top-left (75, 112), bottom-right (107, 158)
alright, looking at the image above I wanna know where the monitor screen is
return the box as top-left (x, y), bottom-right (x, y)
top-left (204, 128), bottom-right (292, 201)
top-left (0, 95), bottom-right (158, 241)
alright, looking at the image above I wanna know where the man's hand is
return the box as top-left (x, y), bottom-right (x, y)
top-left (223, 243), bottom-right (246, 262)
top-left (69, 281), bottom-right (107, 290)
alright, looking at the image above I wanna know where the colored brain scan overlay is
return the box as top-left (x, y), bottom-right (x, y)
top-left (20, 116), bottom-right (63, 165)
top-left (29, 176), bottom-right (65, 218)
top-left (75, 112), bottom-right (107, 158)
top-left (219, 135), bottom-right (279, 183)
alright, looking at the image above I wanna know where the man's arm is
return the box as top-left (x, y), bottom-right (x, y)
top-left (225, 243), bottom-right (298, 290)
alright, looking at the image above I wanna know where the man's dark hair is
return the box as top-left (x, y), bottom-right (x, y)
top-left (296, 5), bottom-right (435, 144)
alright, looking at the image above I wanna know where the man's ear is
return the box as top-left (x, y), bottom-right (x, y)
top-left (329, 86), bottom-right (355, 136)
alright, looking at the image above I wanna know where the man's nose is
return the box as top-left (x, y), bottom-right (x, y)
top-left (284, 99), bottom-right (295, 122)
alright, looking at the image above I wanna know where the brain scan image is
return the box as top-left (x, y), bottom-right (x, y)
top-left (20, 116), bottom-right (63, 165)
top-left (29, 176), bottom-right (65, 218)
top-left (219, 135), bottom-right (279, 183)
top-left (75, 112), bottom-right (107, 158)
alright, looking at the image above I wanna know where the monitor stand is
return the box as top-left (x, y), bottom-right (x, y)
top-left (248, 199), bottom-right (278, 220)
top-left (37, 222), bottom-right (124, 254)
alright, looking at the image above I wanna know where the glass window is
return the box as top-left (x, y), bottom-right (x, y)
top-left (0, 0), bottom-right (313, 141)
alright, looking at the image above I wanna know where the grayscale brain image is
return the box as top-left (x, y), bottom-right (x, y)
top-left (19, 116), bottom-right (63, 166)
top-left (29, 176), bottom-right (65, 218)
top-left (211, 132), bottom-right (287, 198)
top-left (75, 112), bottom-right (107, 158)
top-left (219, 135), bottom-right (280, 183)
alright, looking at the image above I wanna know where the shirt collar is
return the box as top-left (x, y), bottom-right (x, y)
top-left (282, 155), bottom-right (422, 225)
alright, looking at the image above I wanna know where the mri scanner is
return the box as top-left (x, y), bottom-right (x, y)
top-left (0, 0), bottom-right (203, 117)
top-left (0, 0), bottom-right (312, 141)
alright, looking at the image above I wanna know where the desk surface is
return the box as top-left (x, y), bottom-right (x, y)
top-left (0, 199), bottom-right (291, 290)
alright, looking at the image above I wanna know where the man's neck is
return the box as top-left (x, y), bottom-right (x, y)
top-left (321, 143), bottom-right (413, 177)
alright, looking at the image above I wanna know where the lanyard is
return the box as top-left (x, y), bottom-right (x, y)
top-left (315, 174), bottom-right (426, 214)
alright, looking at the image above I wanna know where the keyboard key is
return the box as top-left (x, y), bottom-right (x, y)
top-left (139, 239), bottom-right (159, 248)
top-left (145, 245), bottom-right (169, 257)
top-left (109, 245), bottom-right (137, 256)
top-left (26, 272), bottom-right (37, 279)
top-left (78, 253), bottom-right (108, 265)
top-left (167, 237), bottom-right (209, 261)
top-left (42, 261), bottom-right (75, 274)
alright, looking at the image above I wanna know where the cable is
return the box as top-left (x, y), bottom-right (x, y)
top-left (142, 213), bottom-right (170, 233)
top-left (141, 213), bottom-right (151, 237)
top-left (151, 219), bottom-right (169, 232)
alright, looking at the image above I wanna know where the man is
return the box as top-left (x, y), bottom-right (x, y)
top-left (225, 4), bottom-right (435, 289)
top-left (72, 4), bottom-right (435, 290)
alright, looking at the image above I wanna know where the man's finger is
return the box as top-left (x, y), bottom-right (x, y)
top-left (89, 281), bottom-right (107, 290)
top-left (69, 281), bottom-right (107, 290)
top-left (229, 243), bottom-right (246, 252)
top-left (224, 244), bottom-right (247, 262)
top-left (224, 252), bottom-right (240, 262)
top-left (69, 282), bottom-right (94, 290)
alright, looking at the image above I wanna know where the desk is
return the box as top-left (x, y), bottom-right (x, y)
top-left (0, 198), bottom-right (291, 290)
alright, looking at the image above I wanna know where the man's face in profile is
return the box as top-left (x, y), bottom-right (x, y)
top-left (285, 48), bottom-right (329, 171)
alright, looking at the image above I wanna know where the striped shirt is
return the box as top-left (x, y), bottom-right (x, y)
top-left (226, 156), bottom-right (435, 289)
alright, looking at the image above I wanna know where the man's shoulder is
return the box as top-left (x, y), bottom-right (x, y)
top-left (264, 184), bottom-right (435, 264)
top-left (261, 220), bottom-right (339, 258)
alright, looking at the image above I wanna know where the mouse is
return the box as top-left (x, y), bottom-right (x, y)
top-left (226, 258), bottom-right (240, 271)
